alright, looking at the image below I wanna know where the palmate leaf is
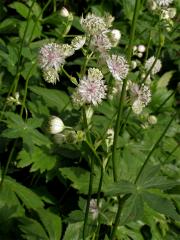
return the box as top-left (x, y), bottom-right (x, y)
top-left (30, 86), bottom-right (71, 113)
top-left (19, 217), bottom-right (49, 240)
top-left (142, 191), bottom-right (180, 221)
top-left (104, 180), bottom-right (136, 196)
top-left (36, 209), bottom-right (62, 240)
top-left (17, 146), bottom-right (57, 173)
top-left (59, 167), bottom-right (95, 194)
top-left (0, 175), bottom-right (44, 210)
top-left (63, 222), bottom-right (83, 240)
top-left (2, 112), bottom-right (51, 149)
top-left (120, 194), bottom-right (144, 225)
top-left (136, 165), bottom-right (179, 190)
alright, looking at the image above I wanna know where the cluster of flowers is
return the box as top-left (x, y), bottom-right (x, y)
top-left (148, 0), bottom-right (176, 31)
top-left (38, 11), bottom-right (164, 117)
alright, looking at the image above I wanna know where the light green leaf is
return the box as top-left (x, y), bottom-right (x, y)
top-left (59, 167), bottom-right (103, 194)
top-left (0, 18), bottom-right (18, 33)
top-left (63, 222), bottom-right (83, 240)
top-left (157, 71), bottom-right (175, 88)
top-left (142, 191), bottom-right (180, 221)
top-left (104, 180), bottom-right (136, 196)
top-left (30, 86), bottom-right (71, 113)
top-left (18, 146), bottom-right (57, 173)
top-left (120, 194), bottom-right (144, 225)
top-left (0, 176), bottom-right (44, 210)
top-left (9, 2), bottom-right (29, 18)
top-left (19, 217), bottom-right (49, 240)
top-left (36, 209), bottom-right (62, 240)
top-left (19, 19), bottom-right (42, 41)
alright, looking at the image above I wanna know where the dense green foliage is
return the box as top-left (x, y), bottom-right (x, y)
top-left (0, 0), bottom-right (179, 239)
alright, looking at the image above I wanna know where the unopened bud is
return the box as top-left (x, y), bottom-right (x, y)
top-left (138, 45), bottom-right (146, 53)
top-left (60, 7), bottom-right (69, 17)
top-left (49, 116), bottom-right (65, 134)
top-left (148, 115), bottom-right (157, 125)
top-left (137, 52), bottom-right (143, 58)
top-left (168, 8), bottom-right (176, 19)
top-left (131, 60), bottom-right (137, 69)
top-left (110, 29), bottom-right (121, 46)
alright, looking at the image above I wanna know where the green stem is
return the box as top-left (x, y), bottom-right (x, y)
top-left (82, 107), bottom-right (94, 240)
top-left (20, 61), bottom-right (36, 117)
top-left (53, 0), bottom-right (56, 12)
top-left (110, 0), bottom-right (141, 239)
top-left (29, 0), bottom-right (52, 43)
top-left (0, 141), bottom-right (16, 186)
top-left (135, 113), bottom-right (175, 184)
top-left (13, 0), bottom-right (36, 95)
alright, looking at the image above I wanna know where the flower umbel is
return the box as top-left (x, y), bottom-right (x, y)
top-left (145, 56), bottom-right (162, 75)
top-left (106, 54), bottom-right (129, 81)
top-left (73, 68), bottom-right (107, 106)
top-left (80, 13), bottom-right (107, 35)
top-left (130, 83), bottom-right (151, 114)
top-left (155, 0), bottom-right (173, 7)
top-left (71, 36), bottom-right (86, 50)
top-left (39, 43), bottom-right (65, 71)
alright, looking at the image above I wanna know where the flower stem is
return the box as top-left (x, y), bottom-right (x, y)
top-left (135, 113), bottom-right (175, 184)
top-left (110, 0), bottom-right (141, 239)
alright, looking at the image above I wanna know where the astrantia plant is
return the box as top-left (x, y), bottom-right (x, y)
top-left (0, 0), bottom-right (179, 240)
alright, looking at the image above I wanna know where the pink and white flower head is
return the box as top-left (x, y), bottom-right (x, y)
top-left (71, 36), bottom-right (86, 50)
top-left (155, 0), bottom-right (173, 7)
top-left (39, 43), bottom-right (74, 71)
top-left (74, 68), bottom-right (107, 106)
top-left (145, 56), bottom-right (162, 75)
top-left (130, 83), bottom-right (151, 114)
top-left (106, 54), bottom-right (129, 81)
top-left (80, 13), bottom-right (107, 35)
top-left (90, 32), bottom-right (112, 54)
top-left (39, 43), bottom-right (65, 71)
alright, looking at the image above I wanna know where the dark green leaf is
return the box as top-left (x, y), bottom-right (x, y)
top-left (36, 209), bottom-right (62, 240)
top-left (63, 222), bottom-right (83, 240)
top-left (18, 146), bottom-right (57, 173)
top-left (9, 2), bottom-right (29, 18)
top-left (104, 180), bottom-right (136, 196)
top-left (142, 191), bottom-right (180, 221)
top-left (120, 194), bottom-right (144, 225)
top-left (30, 86), bottom-right (71, 113)
top-left (19, 217), bottom-right (49, 240)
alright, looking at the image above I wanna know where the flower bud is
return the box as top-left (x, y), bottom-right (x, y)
top-left (168, 8), bottom-right (176, 19)
top-left (49, 116), bottom-right (65, 134)
top-left (138, 45), bottom-right (146, 53)
top-left (60, 7), bottom-right (69, 17)
top-left (137, 52), bottom-right (143, 58)
top-left (148, 115), bottom-right (157, 125)
top-left (131, 60), bottom-right (137, 69)
top-left (110, 29), bottom-right (121, 46)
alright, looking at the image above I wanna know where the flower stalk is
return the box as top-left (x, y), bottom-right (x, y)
top-left (110, 0), bottom-right (141, 239)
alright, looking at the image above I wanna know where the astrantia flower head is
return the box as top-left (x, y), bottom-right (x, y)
top-left (43, 68), bottom-right (59, 84)
top-left (89, 199), bottom-right (100, 220)
top-left (61, 44), bottom-right (75, 57)
top-left (106, 54), bottom-right (129, 81)
top-left (39, 43), bottom-right (65, 71)
top-left (155, 0), bottom-right (173, 7)
top-left (132, 99), bottom-right (144, 115)
top-left (80, 13), bottom-right (107, 35)
top-left (49, 116), bottom-right (65, 134)
top-left (75, 68), bottom-right (107, 106)
top-left (145, 56), bottom-right (162, 75)
top-left (130, 83), bottom-right (151, 114)
top-left (71, 36), bottom-right (86, 50)
top-left (90, 32), bottom-right (112, 53)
